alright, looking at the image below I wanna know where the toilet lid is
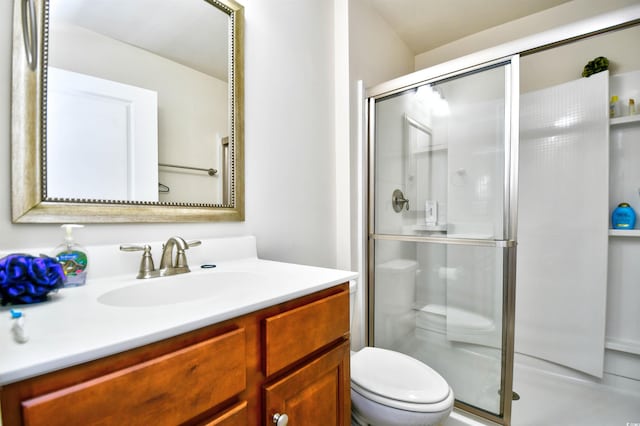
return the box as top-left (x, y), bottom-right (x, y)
top-left (351, 347), bottom-right (450, 404)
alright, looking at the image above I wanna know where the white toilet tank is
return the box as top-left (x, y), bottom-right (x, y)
top-left (374, 259), bottom-right (418, 347)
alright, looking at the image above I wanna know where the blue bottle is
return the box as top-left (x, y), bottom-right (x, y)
top-left (611, 203), bottom-right (636, 229)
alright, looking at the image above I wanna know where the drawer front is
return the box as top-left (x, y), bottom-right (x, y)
top-left (201, 400), bottom-right (248, 426)
top-left (264, 287), bottom-right (349, 376)
top-left (21, 328), bottom-right (246, 426)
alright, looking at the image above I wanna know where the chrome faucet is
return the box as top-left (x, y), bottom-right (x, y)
top-left (120, 237), bottom-right (201, 279)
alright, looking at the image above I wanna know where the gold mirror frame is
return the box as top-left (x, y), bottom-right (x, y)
top-left (11, 0), bottom-right (244, 223)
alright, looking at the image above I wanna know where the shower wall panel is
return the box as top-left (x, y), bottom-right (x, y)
top-left (516, 71), bottom-right (609, 377)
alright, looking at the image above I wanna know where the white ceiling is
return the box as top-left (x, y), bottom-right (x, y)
top-left (365, 0), bottom-right (573, 54)
top-left (50, 0), bottom-right (574, 81)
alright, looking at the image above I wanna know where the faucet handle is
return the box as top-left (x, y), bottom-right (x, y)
top-left (175, 240), bottom-right (202, 272)
top-left (120, 244), bottom-right (156, 279)
top-left (174, 240), bottom-right (201, 269)
top-left (119, 244), bottom-right (148, 252)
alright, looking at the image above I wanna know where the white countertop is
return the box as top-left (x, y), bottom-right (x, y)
top-left (0, 237), bottom-right (357, 386)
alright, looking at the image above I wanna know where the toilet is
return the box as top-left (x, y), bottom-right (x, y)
top-left (350, 347), bottom-right (454, 426)
top-left (349, 282), bottom-right (454, 426)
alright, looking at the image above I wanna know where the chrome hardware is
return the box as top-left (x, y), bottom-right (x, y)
top-left (21, 0), bottom-right (37, 71)
top-left (392, 189), bottom-right (410, 212)
top-left (159, 237), bottom-right (201, 276)
top-left (120, 244), bottom-right (156, 279)
top-left (272, 413), bottom-right (288, 426)
top-left (158, 162), bottom-right (217, 176)
top-left (120, 237), bottom-right (201, 279)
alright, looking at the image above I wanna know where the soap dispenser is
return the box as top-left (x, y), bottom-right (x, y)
top-left (54, 224), bottom-right (88, 287)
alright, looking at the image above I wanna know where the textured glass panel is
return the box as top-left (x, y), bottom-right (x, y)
top-left (374, 66), bottom-right (506, 239)
top-left (373, 239), bottom-right (505, 415)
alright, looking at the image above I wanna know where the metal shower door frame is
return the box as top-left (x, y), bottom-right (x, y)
top-left (365, 55), bottom-right (520, 425)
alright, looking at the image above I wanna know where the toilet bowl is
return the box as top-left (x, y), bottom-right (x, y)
top-left (350, 347), bottom-right (454, 426)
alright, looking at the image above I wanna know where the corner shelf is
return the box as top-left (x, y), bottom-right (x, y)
top-left (610, 115), bottom-right (640, 126)
top-left (605, 338), bottom-right (640, 356)
top-left (608, 229), bottom-right (640, 237)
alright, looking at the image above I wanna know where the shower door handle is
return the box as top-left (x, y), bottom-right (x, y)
top-left (392, 189), bottom-right (409, 212)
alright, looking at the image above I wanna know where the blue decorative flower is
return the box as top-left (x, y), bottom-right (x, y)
top-left (0, 254), bottom-right (66, 305)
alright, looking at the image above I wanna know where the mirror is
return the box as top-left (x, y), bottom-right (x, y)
top-left (11, 0), bottom-right (244, 222)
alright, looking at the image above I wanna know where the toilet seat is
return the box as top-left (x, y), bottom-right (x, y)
top-left (351, 347), bottom-right (453, 413)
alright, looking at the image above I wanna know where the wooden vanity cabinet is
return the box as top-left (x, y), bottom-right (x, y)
top-left (263, 289), bottom-right (351, 425)
top-left (0, 283), bottom-right (351, 425)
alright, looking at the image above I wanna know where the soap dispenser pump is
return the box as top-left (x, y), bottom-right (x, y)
top-left (54, 224), bottom-right (88, 287)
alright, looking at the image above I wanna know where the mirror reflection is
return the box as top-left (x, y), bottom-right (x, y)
top-left (47, 0), bottom-right (231, 205)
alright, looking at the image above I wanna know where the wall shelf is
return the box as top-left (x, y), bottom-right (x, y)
top-left (605, 338), bottom-right (640, 356)
top-left (610, 115), bottom-right (640, 126)
top-left (608, 229), bottom-right (640, 237)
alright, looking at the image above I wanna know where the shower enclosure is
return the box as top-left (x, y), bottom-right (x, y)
top-left (365, 10), bottom-right (640, 426)
top-left (367, 58), bottom-right (519, 424)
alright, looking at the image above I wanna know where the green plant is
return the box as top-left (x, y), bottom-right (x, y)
top-left (582, 56), bottom-right (609, 77)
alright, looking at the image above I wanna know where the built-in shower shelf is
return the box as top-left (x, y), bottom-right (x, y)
top-left (413, 224), bottom-right (448, 232)
top-left (610, 115), bottom-right (640, 126)
top-left (605, 338), bottom-right (640, 355)
top-left (608, 229), bottom-right (640, 237)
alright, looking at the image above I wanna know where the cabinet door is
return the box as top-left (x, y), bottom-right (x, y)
top-left (264, 340), bottom-right (350, 426)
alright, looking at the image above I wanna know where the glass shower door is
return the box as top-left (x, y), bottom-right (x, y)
top-left (368, 59), bottom-right (518, 423)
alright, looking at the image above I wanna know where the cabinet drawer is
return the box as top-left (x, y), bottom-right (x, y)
top-left (264, 288), bottom-right (349, 376)
top-left (201, 400), bottom-right (248, 426)
top-left (21, 328), bottom-right (246, 426)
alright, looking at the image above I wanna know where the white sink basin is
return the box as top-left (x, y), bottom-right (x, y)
top-left (97, 271), bottom-right (263, 307)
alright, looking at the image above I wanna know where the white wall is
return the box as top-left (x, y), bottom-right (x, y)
top-left (347, 0), bottom-right (414, 349)
top-left (520, 25), bottom-right (640, 93)
top-left (1, 0), bottom-right (339, 269)
top-left (414, 0), bottom-right (640, 71)
top-left (348, 0), bottom-right (414, 270)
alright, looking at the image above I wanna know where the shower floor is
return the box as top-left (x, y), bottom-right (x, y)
top-left (382, 330), bottom-right (640, 425)
top-left (511, 356), bottom-right (640, 426)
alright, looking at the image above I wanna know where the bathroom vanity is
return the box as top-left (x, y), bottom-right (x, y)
top-left (0, 238), bottom-right (357, 425)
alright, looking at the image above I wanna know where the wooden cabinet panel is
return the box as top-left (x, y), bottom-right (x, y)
top-left (264, 340), bottom-right (351, 426)
top-left (1, 283), bottom-right (350, 426)
top-left (201, 400), bottom-right (248, 426)
top-left (21, 328), bottom-right (246, 426)
top-left (264, 289), bottom-right (349, 376)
